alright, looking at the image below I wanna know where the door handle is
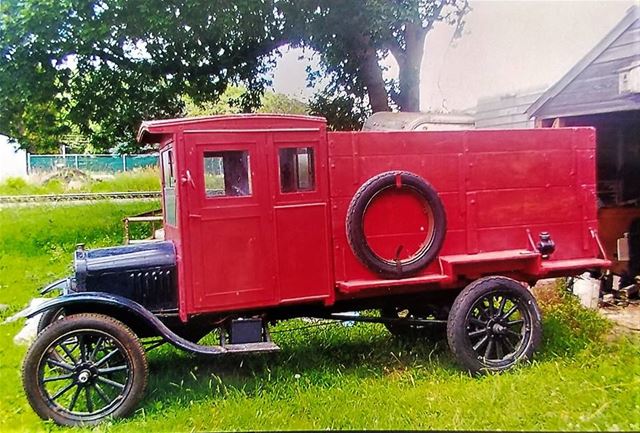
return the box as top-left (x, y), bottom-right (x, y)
top-left (181, 170), bottom-right (196, 189)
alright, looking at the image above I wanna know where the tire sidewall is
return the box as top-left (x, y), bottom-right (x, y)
top-left (346, 171), bottom-right (447, 278)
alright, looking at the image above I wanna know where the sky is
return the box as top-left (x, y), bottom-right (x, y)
top-left (270, 0), bottom-right (638, 112)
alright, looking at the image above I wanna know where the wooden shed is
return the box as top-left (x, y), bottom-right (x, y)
top-left (528, 5), bottom-right (640, 284)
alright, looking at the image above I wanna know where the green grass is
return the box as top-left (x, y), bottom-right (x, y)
top-left (0, 202), bottom-right (639, 432)
top-left (0, 168), bottom-right (160, 196)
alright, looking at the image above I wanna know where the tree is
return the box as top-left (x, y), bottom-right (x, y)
top-left (282, 0), bottom-right (470, 113)
top-left (0, 0), bottom-right (469, 152)
top-left (0, 0), bottom-right (283, 152)
top-left (184, 86), bottom-right (307, 117)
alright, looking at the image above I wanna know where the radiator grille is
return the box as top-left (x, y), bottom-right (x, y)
top-left (129, 267), bottom-right (177, 310)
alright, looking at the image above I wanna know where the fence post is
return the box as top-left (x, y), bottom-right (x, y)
top-left (26, 153), bottom-right (31, 175)
top-left (122, 154), bottom-right (127, 172)
top-left (75, 155), bottom-right (79, 169)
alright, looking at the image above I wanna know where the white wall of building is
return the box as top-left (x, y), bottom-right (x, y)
top-left (0, 135), bottom-right (27, 180)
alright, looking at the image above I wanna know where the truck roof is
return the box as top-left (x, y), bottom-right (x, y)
top-left (137, 113), bottom-right (326, 143)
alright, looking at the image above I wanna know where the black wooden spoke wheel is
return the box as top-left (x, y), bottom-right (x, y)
top-left (447, 277), bottom-right (542, 374)
top-left (382, 304), bottom-right (449, 341)
top-left (22, 313), bottom-right (148, 426)
top-left (346, 171), bottom-right (446, 278)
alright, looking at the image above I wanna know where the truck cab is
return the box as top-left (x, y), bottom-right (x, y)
top-left (138, 114), bottom-right (334, 320)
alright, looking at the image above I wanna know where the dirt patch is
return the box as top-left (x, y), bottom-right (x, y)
top-left (533, 278), bottom-right (639, 336)
top-left (599, 301), bottom-right (640, 335)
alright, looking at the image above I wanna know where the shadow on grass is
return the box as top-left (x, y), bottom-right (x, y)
top-left (140, 322), bottom-right (457, 411)
top-left (135, 298), bottom-right (609, 416)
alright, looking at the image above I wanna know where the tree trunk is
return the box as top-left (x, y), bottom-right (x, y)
top-left (396, 23), bottom-right (427, 112)
top-left (360, 47), bottom-right (391, 113)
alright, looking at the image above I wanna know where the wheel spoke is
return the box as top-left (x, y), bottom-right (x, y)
top-left (476, 305), bottom-right (490, 320)
top-left (85, 386), bottom-right (94, 413)
top-left (469, 317), bottom-right (487, 327)
top-left (98, 364), bottom-right (128, 375)
top-left (502, 335), bottom-right (516, 353)
top-left (505, 328), bottom-right (523, 339)
top-left (97, 376), bottom-right (125, 390)
top-left (58, 342), bottom-right (78, 365)
top-left (46, 358), bottom-right (74, 372)
top-left (501, 304), bottom-right (519, 320)
top-left (94, 348), bottom-right (120, 368)
top-left (68, 385), bottom-right (82, 412)
top-left (50, 381), bottom-right (76, 401)
top-left (487, 296), bottom-right (495, 317)
top-left (42, 373), bottom-right (74, 383)
top-left (498, 296), bottom-right (507, 316)
top-left (495, 339), bottom-right (504, 360)
top-left (484, 338), bottom-right (494, 360)
top-left (473, 335), bottom-right (489, 352)
top-left (89, 337), bottom-right (104, 362)
top-left (92, 383), bottom-right (111, 404)
top-left (506, 319), bottom-right (525, 327)
top-left (468, 328), bottom-right (487, 338)
top-left (78, 335), bottom-right (87, 363)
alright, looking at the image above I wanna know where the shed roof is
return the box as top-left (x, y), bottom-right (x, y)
top-left (528, 5), bottom-right (640, 119)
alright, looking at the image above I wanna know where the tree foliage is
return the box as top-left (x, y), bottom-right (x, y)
top-left (282, 0), bottom-right (470, 113)
top-left (0, 0), bottom-right (283, 152)
top-left (0, 0), bottom-right (469, 152)
top-left (184, 86), bottom-right (307, 117)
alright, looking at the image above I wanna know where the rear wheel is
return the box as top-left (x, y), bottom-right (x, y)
top-left (22, 313), bottom-right (148, 426)
top-left (447, 276), bottom-right (542, 374)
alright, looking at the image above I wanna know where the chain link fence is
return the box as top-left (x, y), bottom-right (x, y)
top-left (28, 154), bottom-right (159, 174)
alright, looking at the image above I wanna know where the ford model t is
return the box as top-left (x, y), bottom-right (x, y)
top-left (18, 114), bottom-right (609, 425)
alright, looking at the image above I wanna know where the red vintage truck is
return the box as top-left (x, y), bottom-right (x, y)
top-left (18, 114), bottom-right (609, 425)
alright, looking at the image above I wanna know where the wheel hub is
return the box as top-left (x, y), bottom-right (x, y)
top-left (77, 369), bottom-right (91, 384)
top-left (491, 323), bottom-right (506, 334)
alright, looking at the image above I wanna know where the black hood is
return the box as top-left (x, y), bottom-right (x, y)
top-left (74, 241), bottom-right (178, 311)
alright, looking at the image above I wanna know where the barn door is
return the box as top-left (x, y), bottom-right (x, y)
top-left (184, 131), bottom-right (276, 312)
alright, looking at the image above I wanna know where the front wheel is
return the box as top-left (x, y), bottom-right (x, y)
top-left (22, 313), bottom-right (148, 426)
top-left (446, 276), bottom-right (542, 374)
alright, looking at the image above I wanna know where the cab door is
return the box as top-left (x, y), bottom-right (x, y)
top-left (184, 131), bottom-right (276, 313)
top-left (268, 130), bottom-right (333, 304)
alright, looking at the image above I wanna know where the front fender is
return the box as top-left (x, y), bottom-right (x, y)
top-left (15, 292), bottom-right (225, 355)
top-left (39, 277), bottom-right (72, 295)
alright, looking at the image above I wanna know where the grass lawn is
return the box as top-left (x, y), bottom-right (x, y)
top-left (0, 202), bottom-right (639, 432)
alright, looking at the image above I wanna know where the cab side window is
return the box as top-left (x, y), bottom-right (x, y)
top-left (203, 150), bottom-right (252, 197)
top-left (161, 148), bottom-right (177, 226)
top-left (279, 147), bottom-right (315, 193)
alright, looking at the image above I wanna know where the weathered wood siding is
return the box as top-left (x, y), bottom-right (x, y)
top-left (535, 10), bottom-right (640, 119)
top-left (474, 89), bottom-right (543, 129)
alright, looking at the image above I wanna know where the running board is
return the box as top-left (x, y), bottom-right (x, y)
top-left (224, 342), bottom-right (280, 353)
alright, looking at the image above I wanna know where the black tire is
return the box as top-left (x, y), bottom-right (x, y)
top-left (382, 303), bottom-right (449, 341)
top-left (37, 308), bottom-right (65, 334)
top-left (446, 276), bottom-right (542, 374)
top-left (22, 313), bottom-right (148, 426)
top-left (346, 171), bottom-right (446, 278)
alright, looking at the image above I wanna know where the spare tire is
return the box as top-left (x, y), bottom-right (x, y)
top-left (346, 171), bottom-right (446, 278)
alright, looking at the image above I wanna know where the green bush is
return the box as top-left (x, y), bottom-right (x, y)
top-left (537, 280), bottom-right (612, 358)
top-left (0, 168), bottom-right (160, 196)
